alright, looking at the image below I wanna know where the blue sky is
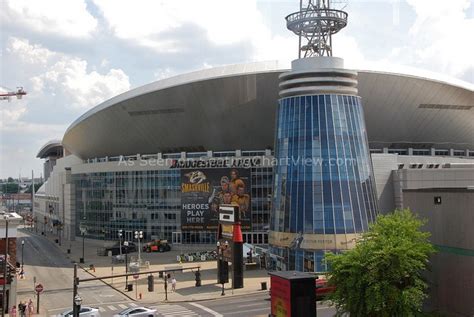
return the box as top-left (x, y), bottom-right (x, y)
top-left (0, 0), bottom-right (473, 179)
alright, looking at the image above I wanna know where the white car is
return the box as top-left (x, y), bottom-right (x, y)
top-left (114, 307), bottom-right (157, 317)
top-left (59, 307), bottom-right (101, 317)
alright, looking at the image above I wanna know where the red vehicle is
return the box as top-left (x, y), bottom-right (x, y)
top-left (316, 278), bottom-right (336, 300)
top-left (268, 277), bottom-right (335, 300)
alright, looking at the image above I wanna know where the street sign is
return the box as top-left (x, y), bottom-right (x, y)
top-left (35, 283), bottom-right (44, 294)
top-left (133, 274), bottom-right (139, 280)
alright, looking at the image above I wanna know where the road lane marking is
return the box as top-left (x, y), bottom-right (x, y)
top-left (237, 302), bottom-right (267, 308)
top-left (99, 307), bottom-right (106, 312)
top-left (189, 303), bottom-right (223, 317)
top-left (129, 302), bottom-right (137, 307)
top-left (224, 307), bottom-right (268, 315)
top-left (119, 304), bottom-right (128, 309)
top-left (108, 305), bottom-right (117, 310)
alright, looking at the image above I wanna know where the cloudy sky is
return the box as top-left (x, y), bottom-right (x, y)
top-left (0, 0), bottom-right (473, 179)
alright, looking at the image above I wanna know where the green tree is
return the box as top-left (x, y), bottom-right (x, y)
top-left (1, 183), bottom-right (19, 194)
top-left (325, 209), bottom-right (435, 317)
top-left (25, 182), bottom-right (43, 193)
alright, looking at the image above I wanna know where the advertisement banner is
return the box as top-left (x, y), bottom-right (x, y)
top-left (181, 168), bottom-right (251, 231)
top-left (270, 275), bottom-right (292, 317)
top-left (268, 231), bottom-right (361, 250)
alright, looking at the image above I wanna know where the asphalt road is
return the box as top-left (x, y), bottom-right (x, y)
top-left (16, 229), bottom-right (336, 317)
top-left (16, 229), bottom-right (130, 315)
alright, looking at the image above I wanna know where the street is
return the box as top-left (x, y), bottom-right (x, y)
top-left (16, 229), bottom-right (130, 315)
top-left (16, 229), bottom-right (336, 316)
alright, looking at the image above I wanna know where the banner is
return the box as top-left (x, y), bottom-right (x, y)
top-left (181, 168), bottom-right (251, 231)
top-left (268, 231), bottom-right (361, 250)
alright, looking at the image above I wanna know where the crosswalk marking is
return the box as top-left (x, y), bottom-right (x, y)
top-left (108, 305), bottom-right (117, 310)
top-left (156, 304), bottom-right (198, 316)
top-left (129, 302), bottom-right (138, 307)
top-left (119, 304), bottom-right (128, 309)
top-left (99, 307), bottom-right (106, 312)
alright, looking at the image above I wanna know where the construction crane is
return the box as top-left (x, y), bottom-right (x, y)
top-left (0, 86), bottom-right (27, 101)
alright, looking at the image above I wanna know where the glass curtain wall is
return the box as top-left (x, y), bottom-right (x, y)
top-left (74, 161), bottom-right (273, 243)
top-left (270, 94), bottom-right (378, 272)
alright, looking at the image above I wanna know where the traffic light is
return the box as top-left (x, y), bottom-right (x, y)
top-left (147, 274), bottom-right (154, 292)
top-left (218, 260), bottom-right (229, 284)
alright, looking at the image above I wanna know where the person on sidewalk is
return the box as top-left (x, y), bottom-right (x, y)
top-left (10, 305), bottom-right (17, 317)
top-left (171, 277), bottom-right (177, 292)
top-left (27, 299), bottom-right (34, 316)
top-left (18, 301), bottom-right (26, 317)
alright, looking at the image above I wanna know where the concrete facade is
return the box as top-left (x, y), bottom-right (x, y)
top-left (403, 189), bottom-right (474, 317)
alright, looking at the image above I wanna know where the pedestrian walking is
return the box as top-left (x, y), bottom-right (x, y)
top-left (171, 277), bottom-right (177, 292)
top-left (10, 305), bottom-right (17, 317)
top-left (18, 301), bottom-right (26, 317)
top-left (27, 299), bottom-right (34, 316)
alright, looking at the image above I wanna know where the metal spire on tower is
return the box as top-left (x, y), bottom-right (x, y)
top-left (286, 0), bottom-right (348, 58)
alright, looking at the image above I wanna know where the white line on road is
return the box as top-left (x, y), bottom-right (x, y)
top-left (118, 304), bottom-right (128, 309)
top-left (189, 303), bottom-right (223, 317)
top-left (161, 309), bottom-right (194, 314)
top-left (237, 302), bottom-right (267, 308)
top-left (224, 307), bottom-right (268, 315)
top-left (129, 302), bottom-right (137, 307)
top-left (108, 305), bottom-right (117, 310)
top-left (99, 307), bottom-right (106, 312)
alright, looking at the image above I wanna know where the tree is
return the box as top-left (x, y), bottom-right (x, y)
top-left (325, 209), bottom-right (435, 317)
top-left (1, 183), bottom-right (19, 194)
top-left (25, 182), bottom-right (43, 193)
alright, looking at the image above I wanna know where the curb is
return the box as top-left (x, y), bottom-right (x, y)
top-left (21, 229), bottom-right (270, 305)
top-left (83, 268), bottom-right (268, 304)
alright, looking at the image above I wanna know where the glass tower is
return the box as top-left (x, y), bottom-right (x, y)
top-left (269, 56), bottom-right (379, 271)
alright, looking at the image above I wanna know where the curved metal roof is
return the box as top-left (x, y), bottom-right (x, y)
top-left (37, 139), bottom-right (63, 158)
top-left (62, 61), bottom-right (474, 159)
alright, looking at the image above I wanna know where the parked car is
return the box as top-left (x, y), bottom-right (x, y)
top-left (114, 307), bottom-right (156, 317)
top-left (105, 242), bottom-right (137, 255)
top-left (316, 278), bottom-right (336, 300)
top-left (143, 239), bottom-right (171, 253)
top-left (58, 307), bottom-right (101, 317)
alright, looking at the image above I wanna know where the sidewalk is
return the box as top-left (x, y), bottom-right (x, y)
top-left (22, 227), bottom-right (271, 304)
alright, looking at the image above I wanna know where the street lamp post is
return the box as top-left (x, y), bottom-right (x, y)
top-left (134, 230), bottom-right (143, 264)
top-left (124, 241), bottom-right (129, 289)
top-left (80, 231), bottom-right (85, 263)
top-left (2, 215), bottom-right (9, 317)
top-left (217, 241), bottom-right (226, 296)
top-left (74, 294), bottom-right (82, 317)
top-left (118, 230), bottom-right (123, 256)
top-left (21, 240), bottom-right (25, 269)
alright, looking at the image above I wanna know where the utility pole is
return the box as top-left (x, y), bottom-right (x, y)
top-left (73, 264), bottom-right (78, 317)
top-left (2, 215), bottom-right (9, 317)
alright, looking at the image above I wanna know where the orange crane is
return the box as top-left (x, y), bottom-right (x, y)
top-left (0, 86), bottom-right (27, 101)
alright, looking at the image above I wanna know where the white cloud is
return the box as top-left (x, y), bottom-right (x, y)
top-left (92, 0), bottom-right (297, 62)
top-left (0, 37), bottom-right (131, 178)
top-left (1, 0), bottom-right (97, 39)
top-left (397, 0), bottom-right (473, 78)
top-left (7, 37), bottom-right (131, 110)
top-left (93, 0), bottom-right (264, 48)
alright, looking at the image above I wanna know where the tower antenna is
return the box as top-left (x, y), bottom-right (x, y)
top-left (286, 0), bottom-right (348, 58)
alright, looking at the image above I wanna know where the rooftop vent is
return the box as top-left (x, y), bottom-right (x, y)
top-left (419, 104), bottom-right (473, 111)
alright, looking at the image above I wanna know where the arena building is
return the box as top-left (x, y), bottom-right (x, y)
top-left (34, 59), bottom-right (473, 260)
top-left (33, 3), bottom-right (473, 314)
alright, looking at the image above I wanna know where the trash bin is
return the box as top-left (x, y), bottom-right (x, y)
top-left (67, 249), bottom-right (71, 254)
top-left (261, 281), bottom-right (267, 290)
top-left (79, 258), bottom-right (84, 263)
top-left (127, 284), bottom-right (133, 291)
